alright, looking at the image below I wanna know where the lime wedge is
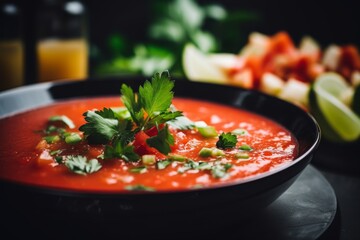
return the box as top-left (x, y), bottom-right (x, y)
top-left (309, 72), bottom-right (360, 142)
top-left (182, 43), bottom-right (228, 84)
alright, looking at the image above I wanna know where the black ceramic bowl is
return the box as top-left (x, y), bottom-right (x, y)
top-left (0, 76), bottom-right (320, 239)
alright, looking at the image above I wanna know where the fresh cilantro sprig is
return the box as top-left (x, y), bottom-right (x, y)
top-left (79, 108), bottom-right (120, 144)
top-left (216, 132), bottom-right (237, 149)
top-left (120, 71), bottom-right (182, 132)
top-left (63, 155), bottom-right (102, 175)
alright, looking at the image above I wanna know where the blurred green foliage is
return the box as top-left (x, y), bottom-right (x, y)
top-left (93, 0), bottom-right (259, 78)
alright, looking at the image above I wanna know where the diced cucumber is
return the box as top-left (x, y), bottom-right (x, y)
top-left (198, 126), bottom-right (218, 138)
top-left (142, 155), bottom-right (156, 165)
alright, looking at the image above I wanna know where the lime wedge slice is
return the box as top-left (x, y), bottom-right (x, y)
top-left (182, 43), bottom-right (228, 84)
top-left (309, 72), bottom-right (360, 142)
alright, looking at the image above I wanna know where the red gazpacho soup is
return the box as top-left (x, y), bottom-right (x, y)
top-left (0, 73), bottom-right (298, 192)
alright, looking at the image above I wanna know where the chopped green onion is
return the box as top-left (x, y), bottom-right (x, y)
top-left (43, 135), bottom-right (60, 144)
top-left (167, 153), bottom-right (187, 162)
top-left (130, 166), bottom-right (147, 173)
top-left (156, 159), bottom-right (172, 170)
top-left (49, 115), bottom-right (75, 129)
top-left (50, 149), bottom-right (62, 156)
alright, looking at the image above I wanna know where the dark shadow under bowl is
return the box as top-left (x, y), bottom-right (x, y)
top-left (0, 76), bottom-right (320, 238)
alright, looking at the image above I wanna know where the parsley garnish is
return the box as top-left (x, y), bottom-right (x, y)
top-left (216, 132), bottom-right (237, 149)
top-left (79, 108), bottom-right (120, 144)
top-left (79, 71), bottom-right (183, 160)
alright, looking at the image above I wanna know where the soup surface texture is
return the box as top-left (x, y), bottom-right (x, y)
top-left (0, 97), bottom-right (298, 192)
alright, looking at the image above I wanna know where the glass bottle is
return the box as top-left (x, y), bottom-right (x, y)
top-left (0, 0), bottom-right (24, 91)
top-left (36, 0), bottom-right (88, 82)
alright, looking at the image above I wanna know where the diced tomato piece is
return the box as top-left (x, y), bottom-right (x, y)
top-left (231, 68), bottom-right (254, 89)
top-left (133, 131), bottom-right (166, 160)
top-left (145, 123), bottom-right (165, 137)
top-left (338, 45), bottom-right (360, 80)
top-left (269, 31), bottom-right (296, 55)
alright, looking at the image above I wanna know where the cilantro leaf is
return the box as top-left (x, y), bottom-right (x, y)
top-left (104, 141), bottom-right (139, 162)
top-left (121, 84), bottom-right (144, 126)
top-left (79, 108), bottom-right (119, 144)
top-left (146, 111), bottom-right (183, 130)
top-left (139, 71), bottom-right (174, 118)
top-left (216, 132), bottom-right (237, 149)
top-left (64, 155), bottom-right (102, 175)
top-left (168, 115), bottom-right (195, 130)
top-left (211, 163), bottom-right (232, 178)
top-left (146, 124), bottom-right (174, 155)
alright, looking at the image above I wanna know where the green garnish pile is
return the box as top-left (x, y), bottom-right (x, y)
top-left (38, 71), bottom-right (254, 189)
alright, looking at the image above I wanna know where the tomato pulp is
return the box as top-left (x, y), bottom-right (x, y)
top-left (0, 97), bottom-right (298, 192)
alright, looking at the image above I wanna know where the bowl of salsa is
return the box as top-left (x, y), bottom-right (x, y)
top-left (0, 71), bottom-right (320, 237)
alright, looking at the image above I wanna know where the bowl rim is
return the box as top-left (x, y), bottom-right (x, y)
top-left (0, 77), bottom-right (321, 197)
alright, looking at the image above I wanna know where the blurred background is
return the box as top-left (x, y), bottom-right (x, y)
top-left (0, 0), bottom-right (359, 91)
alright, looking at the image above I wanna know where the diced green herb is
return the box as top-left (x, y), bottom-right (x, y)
top-left (45, 125), bottom-right (59, 134)
top-left (216, 132), bottom-right (237, 149)
top-left (167, 153), bottom-right (187, 162)
top-left (211, 163), bottom-right (232, 178)
top-left (49, 115), bottom-right (75, 129)
top-left (197, 162), bottom-right (212, 170)
top-left (50, 150), bottom-right (63, 156)
top-left (130, 166), bottom-right (147, 173)
top-left (231, 128), bottom-right (249, 136)
top-left (156, 159), bottom-right (172, 170)
top-left (64, 155), bottom-right (102, 175)
top-left (43, 135), bottom-right (60, 144)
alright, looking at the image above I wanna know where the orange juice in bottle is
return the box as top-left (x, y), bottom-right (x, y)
top-left (36, 0), bottom-right (88, 82)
